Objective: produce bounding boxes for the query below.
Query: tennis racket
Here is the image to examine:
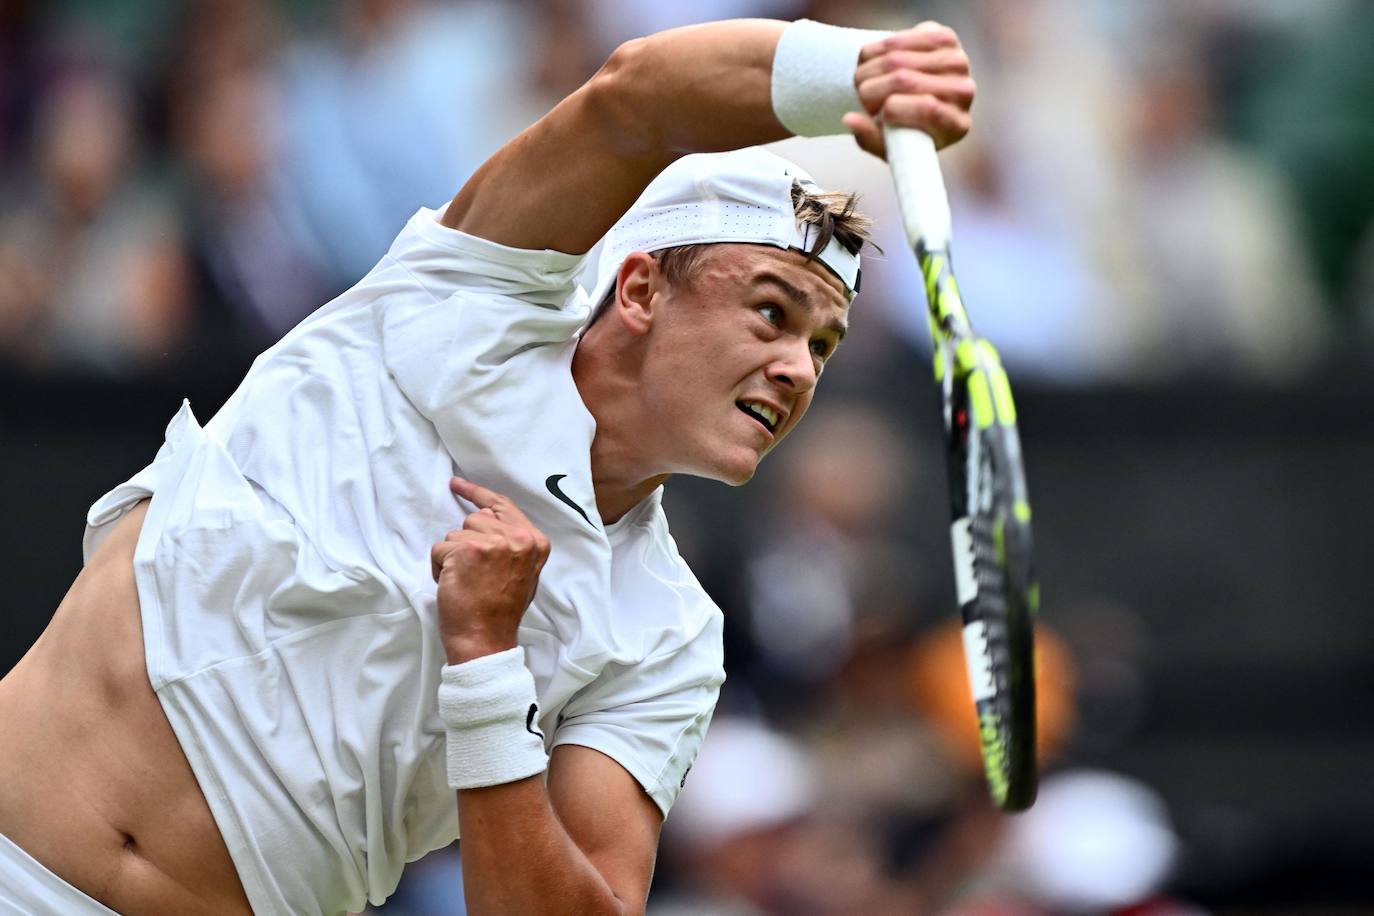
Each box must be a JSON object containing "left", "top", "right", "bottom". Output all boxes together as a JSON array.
[{"left": 885, "top": 126, "right": 1039, "bottom": 811}]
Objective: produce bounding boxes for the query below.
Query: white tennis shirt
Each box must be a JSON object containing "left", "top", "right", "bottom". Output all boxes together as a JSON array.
[{"left": 82, "top": 209, "right": 725, "bottom": 916}]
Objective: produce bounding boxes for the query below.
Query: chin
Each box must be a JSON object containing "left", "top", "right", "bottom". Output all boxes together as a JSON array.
[
  {"left": 710, "top": 451, "right": 761, "bottom": 487},
  {"left": 683, "top": 449, "right": 759, "bottom": 487},
  {"left": 721, "top": 466, "right": 757, "bottom": 487}
]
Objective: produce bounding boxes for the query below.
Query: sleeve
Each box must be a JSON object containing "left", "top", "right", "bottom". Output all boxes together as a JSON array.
[
  {"left": 551, "top": 613, "right": 725, "bottom": 818},
  {"left": 386, "top": 205, "right": 587, "bottom": 307}
]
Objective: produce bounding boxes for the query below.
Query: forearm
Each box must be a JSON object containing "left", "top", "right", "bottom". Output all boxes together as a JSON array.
[
  {"left": 457, "top": 776, "right": 629, "bottom": 916},
  {"left": 431, "top": 485, "right": 660, "bottom": 914}
]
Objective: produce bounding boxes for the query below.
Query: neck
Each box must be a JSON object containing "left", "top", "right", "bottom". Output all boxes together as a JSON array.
[
  {"left": 572, "top": 330, "right": 668, "bottom": 525},
  {"left": 592, "top": 464, "right": 669, "bottom": 526}
]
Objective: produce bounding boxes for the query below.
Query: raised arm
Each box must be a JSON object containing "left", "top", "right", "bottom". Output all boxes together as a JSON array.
[{"left": 442, "top": 18, "right": 974, "bottom": 255}]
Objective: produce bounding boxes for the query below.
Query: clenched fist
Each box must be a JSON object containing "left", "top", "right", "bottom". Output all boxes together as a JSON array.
[
  {"left": 844, "top": 21, "right": 976, "bottom": 158},
  {"left": 431, "top": 476, "right": 551, "bottom": 665}
]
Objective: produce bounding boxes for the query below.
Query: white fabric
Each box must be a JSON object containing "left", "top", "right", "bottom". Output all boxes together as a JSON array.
[
  {"left": 438, "top": 648, "right": 548, "bottom": 789},
  {"left": 588, "top": 147, "right": 861, "bottom": 307},
  {"left": 771, "top": 19, "right": 888, "bottom": 139},
  {"left": 667, "top": 717, "right": 818, "bottom": 846},
  {"left": 0, "top": 831, "right": 120, "bottom": 915},
  {"left": 82, "top": 208, "right": 724, "bottom": 916}
]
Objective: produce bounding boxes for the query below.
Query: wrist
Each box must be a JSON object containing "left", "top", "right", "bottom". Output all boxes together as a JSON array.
[
  {"left": 772, "top": 19, "right": 890, "bottom": 138},
  {"left": 438, "top": 647, "right": 549, "bottom": 790},
  {"left": 443, "top": 632, "right": 519, "bottom": 666}
]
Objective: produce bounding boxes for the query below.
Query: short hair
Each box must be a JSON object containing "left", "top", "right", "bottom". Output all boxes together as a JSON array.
[{"left": 586, "top": 180, "right": 874, "bottom": 327}]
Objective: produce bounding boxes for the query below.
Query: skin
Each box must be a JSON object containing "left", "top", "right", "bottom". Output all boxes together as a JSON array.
[
  {"left": 573, "top": 245, "right": 850, "bottom": 521},
  {"left": 0, "top": 18, "right": 972, "bottom": 916}
]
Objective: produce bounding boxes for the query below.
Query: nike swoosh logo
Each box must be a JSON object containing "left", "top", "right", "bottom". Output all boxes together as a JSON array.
[
  {"left": 545, "top": 474, "right": 594, "bottom": 528},
  {"left": 525, "top": 703, "right": 544, "bottom": 740}
]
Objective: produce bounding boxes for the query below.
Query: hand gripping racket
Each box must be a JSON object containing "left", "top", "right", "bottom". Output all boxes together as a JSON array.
[{"left": 885, "top": 127, "right": 1039, "bottom": 811}]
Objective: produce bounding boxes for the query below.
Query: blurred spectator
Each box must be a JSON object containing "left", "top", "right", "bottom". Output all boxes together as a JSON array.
[
  {"left": 1233, "top": 2, "right": 1374, "bottom": 327},
  {"left": 0, "top": 66, "right": 189, "bottom": 374},
  {"left": 162, "top": 0, "right": 331, "bottom": 356},
  {"left": 1114, "top": 34, "right": 1327, "bottom": 380},
  {"left": 653, "top": 715, "right": 819, "bottom": 915},
  {"left": 175, "top": 60, "right": 329, "bottom": 347},
  {"left": 905, "top": 619, "right": 1077, "bottom": 777},
  {"left": 960, "top": 0, "right": 1157, "bottom": 381},
  {"left": 272, "top": 0, "right": 546, "bottom": 288},
  {"left": 654, "top": 715, "right": 921, "bottom": 916},
  {"left": 0, "top": 0, "right": 44, "bottom": 170},
  {"left": 1050, "top": 599, "right": 1152, "bottom": 756},
  {"left": 370, "top": 844, "right": 466, "bottom": 916},
  {"left": 579, "top": 0, "right": 802, "bottom": 61},
  {"left": 734, "top": 403, "right": 933, "bottom": 717},
  {"left": 952, "top": 0, "right": 1330, "bottom": 382},
  {"left": 979, "top": 769, "right": 1200, "bottom": 916},
  {"left": 938, "top": 138, "right": 1111, "bottom": 383}
]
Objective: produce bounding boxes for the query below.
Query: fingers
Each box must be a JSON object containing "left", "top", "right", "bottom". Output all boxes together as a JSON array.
[
  {"left": 451, "top": 475, "right": 534, "bottom": 527},
  {"left": 430, "top": 525, "right": 551, "bottom": 583},
  {"left": 434, "top": 475, "right": 552, "bottom": 584},
  {"left": 857, "top": 70, "right": 976, "bottom": 118},
  {"left": 843, "top": 111, "right": 886, "bottom": 159},
  {"left": 852, "top": 21, "right": 973, "bottom": 153},
  {"left": 880, "top": 93, "right": 972, "bottom": 149},
  {"left": 461, "top": 509, "right": 549, "bottom": 563},
  {"left": 450, "top": 475, "right": 503, "bottom": 510},
  {"left": 847, "top": 95, "right": 971, "bottom": 153},
  {"left": 855, "top": 47, "right": 970, "bottom": 85},
  {"left": 859, "top": 21, "right": 960, "bottom": 62},
  {"left": 431, "top": 539, "right": 454, "bottom": 582},
  {"left": 462, "top": 507, "right": 501, "bottom": 533}
]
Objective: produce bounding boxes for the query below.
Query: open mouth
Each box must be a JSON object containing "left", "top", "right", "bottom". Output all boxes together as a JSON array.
[{"left": 736, "top": 400, "right": 780, "bottom": 434}]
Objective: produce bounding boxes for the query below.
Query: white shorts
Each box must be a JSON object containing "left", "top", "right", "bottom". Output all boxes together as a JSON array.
[{"left": 0, "top": 831, "right": 119, "bottom": 915}]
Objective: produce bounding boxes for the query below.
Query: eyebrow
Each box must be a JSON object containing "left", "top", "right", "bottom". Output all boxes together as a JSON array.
[{"left": 755, "top": 271, "right": 848, "bottom": 341}]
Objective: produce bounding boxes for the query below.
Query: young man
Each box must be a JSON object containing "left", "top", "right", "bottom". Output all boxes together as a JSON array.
[{"left": 0, "top": 17, "right": 974, "bottom": 916}]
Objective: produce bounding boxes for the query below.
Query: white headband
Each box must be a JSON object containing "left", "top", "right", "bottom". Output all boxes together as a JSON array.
[{"left": 589, "top": 147, "right": 862, "bottom": 308}]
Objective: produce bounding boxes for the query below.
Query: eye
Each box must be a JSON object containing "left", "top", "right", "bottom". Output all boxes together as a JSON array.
[
  {"left": 757, "top": 303, "right": 784, "bottom": 326},
  {"left": 810, "top": 338, "right": 833, "bottom": 361}
]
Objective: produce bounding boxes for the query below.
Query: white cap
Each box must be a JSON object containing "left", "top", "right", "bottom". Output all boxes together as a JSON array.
[{"left": 589, "top": 147, "right": 862, "bottom": 308}]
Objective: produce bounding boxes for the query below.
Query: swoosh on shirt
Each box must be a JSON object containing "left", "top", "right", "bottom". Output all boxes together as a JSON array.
[{"left": 545, "top": 474, "right": 594, "bottom": 528}]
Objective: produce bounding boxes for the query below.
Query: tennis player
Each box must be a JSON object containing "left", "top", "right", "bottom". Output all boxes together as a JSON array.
[{"left": 0, "top": 18, "right": 973, "bottom": 915}]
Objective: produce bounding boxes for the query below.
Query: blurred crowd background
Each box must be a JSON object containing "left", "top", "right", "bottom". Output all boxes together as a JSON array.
[{"left": 3, "top": 0, "right": 1373, "bottom": 914}]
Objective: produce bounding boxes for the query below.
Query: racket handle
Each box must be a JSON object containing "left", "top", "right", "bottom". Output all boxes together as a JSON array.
[{"left": 883, "top": 126, "right": 953, "bottom": 251}]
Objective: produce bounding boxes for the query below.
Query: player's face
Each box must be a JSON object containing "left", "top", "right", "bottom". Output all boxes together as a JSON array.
[{"left": 645, "top": 244, "right": 850, "bottom": 485}]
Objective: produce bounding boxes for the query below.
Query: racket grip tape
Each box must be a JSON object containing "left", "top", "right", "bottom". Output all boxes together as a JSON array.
[{"left": 883, "top": 126, "right": 953, "bottom": 250}]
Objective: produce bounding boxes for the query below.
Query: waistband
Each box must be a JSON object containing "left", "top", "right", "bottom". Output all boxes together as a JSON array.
[{"left": 0, "top": 831, "right": 120, "bottom": 915}]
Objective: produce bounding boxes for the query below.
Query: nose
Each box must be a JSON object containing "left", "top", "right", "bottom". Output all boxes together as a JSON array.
[{"left": 764, "top": 339, "right": 819, "bottom": 394}]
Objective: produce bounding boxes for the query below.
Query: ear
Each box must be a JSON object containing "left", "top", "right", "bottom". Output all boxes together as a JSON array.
[{"left": 613, "top": 251, "right": 659, "bottom": 336}]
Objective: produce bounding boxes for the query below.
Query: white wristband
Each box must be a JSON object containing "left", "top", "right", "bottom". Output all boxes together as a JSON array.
[
  {"left": 771, "top": 19, "right": 891, "bottom": 138},
  {"left": 438, "top": 647, "right": 548, "bottom": 790}
]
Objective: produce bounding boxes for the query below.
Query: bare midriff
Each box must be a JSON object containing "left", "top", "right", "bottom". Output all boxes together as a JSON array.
[{"left": 0, "top": 500, "right": 253, "bottom": 914}]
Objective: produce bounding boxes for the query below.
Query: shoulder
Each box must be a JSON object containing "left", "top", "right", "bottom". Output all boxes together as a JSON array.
[{"left": 386, "top": 205, "right": 590, "bottom": 308}]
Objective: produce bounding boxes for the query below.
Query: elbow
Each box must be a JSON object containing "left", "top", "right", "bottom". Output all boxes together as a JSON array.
[
  {"left": 607, "top": 898, "right": 643, "bottom": 916},
  {"left": 601, "top": 34, "right": 651, "bottom": 80},
  {"left": 581, "top": 37, "right": 664, "bottom": 159},
  {"left": 554, "top": 890, "right": 640, "bottom": 916}
]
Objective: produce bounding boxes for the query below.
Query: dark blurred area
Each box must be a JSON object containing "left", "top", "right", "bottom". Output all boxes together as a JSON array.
[{"left": 3, "top": 1, "right": 1373, "bottom": 914}]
